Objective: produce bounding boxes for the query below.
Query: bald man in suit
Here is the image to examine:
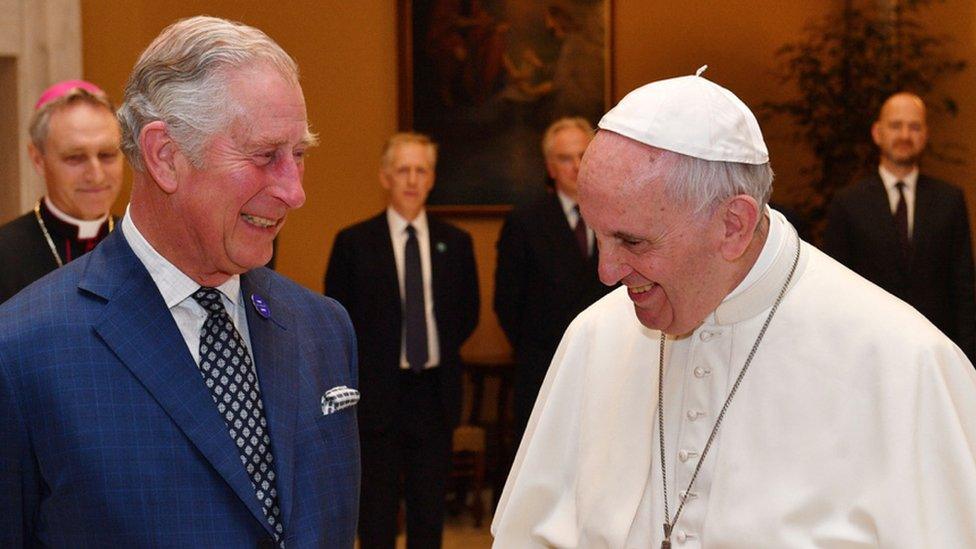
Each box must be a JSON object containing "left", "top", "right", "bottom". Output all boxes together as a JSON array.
[{"left": 824, "top": 92, "right": 975, "bottom": 362}]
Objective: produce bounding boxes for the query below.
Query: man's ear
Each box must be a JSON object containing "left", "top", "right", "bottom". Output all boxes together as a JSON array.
[
  {"left": 27, "top": 142, "right": 44, "bottom": 177},
  {"left": 719, "top": 195, "right": 761, "bottom": 261},
  {"left": 139, "top": 121, "right": 182, "bottom": 194},
  {"left": 871, "top": 121, "right": 882, "bottom": 147},
  {"left": 378, "top": 169, "right": 391, "bottom": 191}
]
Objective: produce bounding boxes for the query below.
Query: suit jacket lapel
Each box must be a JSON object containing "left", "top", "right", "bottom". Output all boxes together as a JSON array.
[
  {"left": 912, "top": 176, "right": 937, "bottom": 255},
  {"left": 543, "top": 194, "right": 589, "bottom": 272},
  {"left": 864, "top": 175, "right": 909, "bottom": 273},
  {"left": 241, "top": 269, "right": 299, "bottom": 536},
  {"left": 84, "top": 231, "right": 275, "bottom": 537},
  {"left": 372, "top": 213, "right": 402, "bottom": 319},
  {"left": 428, "top": 219, "right": 450, "bottom": 332}
]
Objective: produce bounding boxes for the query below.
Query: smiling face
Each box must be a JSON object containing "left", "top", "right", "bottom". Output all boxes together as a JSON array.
[
  {"left": 381, "top": 141, "right": 435, "bottom": 221},
  {"left": 29, "top": 102, "right": 123, "bottom": 220},
  {"left": 578, "top": 132, "right": 736, "bottom": 336},
  {"left": 872, "top": 93, "right": 928, "bottom": 172},
  {"left": 170, "top": 64, "right": 311, "bottom": 282}
]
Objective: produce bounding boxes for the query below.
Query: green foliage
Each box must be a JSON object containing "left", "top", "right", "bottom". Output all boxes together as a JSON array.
[{"left": 761, "top": 0, "right": 965, "bottom": 230}]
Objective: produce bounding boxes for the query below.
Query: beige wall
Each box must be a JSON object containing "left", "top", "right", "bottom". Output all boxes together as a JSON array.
[{"left": 80, "top": 0, "right": 975, "bottom": 360}]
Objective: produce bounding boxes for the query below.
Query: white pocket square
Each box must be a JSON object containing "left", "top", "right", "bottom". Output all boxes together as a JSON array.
[{"left": 321, "top": 385, "right": 360, "bottom": 415}]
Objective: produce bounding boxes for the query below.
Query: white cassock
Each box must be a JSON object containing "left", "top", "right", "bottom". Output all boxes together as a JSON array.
[{"left": 492, "top": 209, "right": 976, "bottom": 548}]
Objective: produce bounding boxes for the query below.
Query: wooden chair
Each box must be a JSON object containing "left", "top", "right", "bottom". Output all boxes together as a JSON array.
[{"left": 449, "top": 360, "right": 514, "bottom": 527}]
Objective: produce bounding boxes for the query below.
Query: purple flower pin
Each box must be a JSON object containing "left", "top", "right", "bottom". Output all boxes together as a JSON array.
[{"left": 251, "top": 293, "right": 271, "bottom": 319}]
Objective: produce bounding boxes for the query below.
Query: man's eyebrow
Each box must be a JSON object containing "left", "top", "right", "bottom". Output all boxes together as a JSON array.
[{"left": 611, "top": 230, "right": 643, "bottom": 241}]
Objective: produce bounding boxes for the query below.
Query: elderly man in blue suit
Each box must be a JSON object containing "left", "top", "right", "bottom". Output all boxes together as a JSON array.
[{"left": 0, "top": 16, "right": 359, "bottom": 547}]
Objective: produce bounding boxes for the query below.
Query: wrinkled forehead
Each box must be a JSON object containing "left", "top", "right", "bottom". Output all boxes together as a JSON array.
[{"left": 580, "top": 131, "right": 664, "bottom": 194}]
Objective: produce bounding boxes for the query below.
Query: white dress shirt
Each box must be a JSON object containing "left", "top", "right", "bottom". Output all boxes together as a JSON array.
[
  {"left": 879, "top": 165, "right": 918, "bottom": 237},
  {"left": 556, "top": 189, "right": 593, "bottom": 256},
  {"left": 121, "top": 208, "right": 253, "bottom": 364},
  {"left": 386, "top": 207, "right": 441, "bottom": 370}
]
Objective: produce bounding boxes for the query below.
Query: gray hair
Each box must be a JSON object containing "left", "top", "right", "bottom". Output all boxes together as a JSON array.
[
  {"left": 542, "top": 116, "right": 594, "bottom": 157},
  {"left": 30, "top": 88, "right": 115, "bottom": 152},
  {"left": 118, "top": 16, "right": 303, "bottom": 172},
  {"left": 381, "top": 132, "right": 438, "bottom": 171},
  {"left": 645, "top": 148, "right": 774, "bottom": 216}
]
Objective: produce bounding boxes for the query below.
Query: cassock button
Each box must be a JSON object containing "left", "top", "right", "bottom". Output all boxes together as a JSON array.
[
  {"left": 699, "top": 329, "right": 723, "bottom": 341},
  {"left": 694, "top": 367, "right": 710, "bottom": 378},
  {"left": 676, "top": 530, "right": 687, "bottom": 543},
  {"left": 686, "top": 409, "right": 703, "bottom": 421}
]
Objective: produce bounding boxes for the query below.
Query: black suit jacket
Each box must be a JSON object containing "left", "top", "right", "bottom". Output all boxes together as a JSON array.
[
  {"left": 325, "top": 211, "right": 479, "bottom": 432},
  {"left": 494, "top": 193, "right": 614, "bottom": 406},
  {"left": 824, "top": 173, "right": 976, "bottom": 362}
]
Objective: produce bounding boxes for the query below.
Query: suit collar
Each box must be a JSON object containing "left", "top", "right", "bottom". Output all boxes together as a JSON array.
[
  {"left": 386, "top": 206, "right": 429, "bottom": 236},
  {"left": 878, "top": 164, "right": 919, "bottom": 192},
  {"left": 82, "top": 232, "right": 282, "bottom": 538},
  {"left": 864, "top": 175, "right": 913, "bottom": 272},
  {"left": 369, "top": 211, "right": 401, "bottom": 304},
  {"left": 541, "top": 193, "right": 595, "bottom": 268}
]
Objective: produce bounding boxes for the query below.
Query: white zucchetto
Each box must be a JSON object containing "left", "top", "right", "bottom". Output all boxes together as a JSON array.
[{"left": 598, "top": 65, "right": 769, "bottom": 165}]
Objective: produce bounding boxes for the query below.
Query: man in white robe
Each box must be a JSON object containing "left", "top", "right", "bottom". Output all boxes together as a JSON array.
[{"left": 491, "top": 69, "right": 976, "bottom": 548}]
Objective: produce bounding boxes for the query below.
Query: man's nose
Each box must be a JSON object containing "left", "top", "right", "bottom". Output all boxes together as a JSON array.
[
  {"left": 85, "top": 156, "right": 104, "bottom": 182},
  {"left": 275, "top": 155, "right": 306, "bottom": 209},
  {"left": 407, "top": 169, "right": 420, "bottom": 186},
  {"left": 597, "top": 242, "right": 628, "bottom": 286}
]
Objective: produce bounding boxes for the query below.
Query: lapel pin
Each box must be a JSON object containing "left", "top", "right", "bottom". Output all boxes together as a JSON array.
[
  {"left": 436, "top": 241, "right": 447, "bottom": 253},
  {"left": 251, "top": 293, "right": 271, "bottom": 319}
]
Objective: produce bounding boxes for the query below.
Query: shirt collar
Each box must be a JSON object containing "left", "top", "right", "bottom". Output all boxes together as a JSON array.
[
  {"left": 878, "top": 165, "right": 919, "bottom": 192},
  {"left": 120, "top": 205, "right": 241, "bottom": 309},
  {"left": 555, "top": 189, "right": 577, "bottom": 217},
  {"left": 387, "top": 206, "right": 429, "bottom": 236}
]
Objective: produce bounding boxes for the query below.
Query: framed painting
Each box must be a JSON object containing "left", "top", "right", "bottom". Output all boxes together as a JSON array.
[{"left": 398, "top": 0, "right": 614, "bottom": 214}]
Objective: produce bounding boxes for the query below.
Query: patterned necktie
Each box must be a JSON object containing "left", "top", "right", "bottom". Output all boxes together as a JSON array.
[
  {"left": 404, "top": 225, "right": 429, "bottom": 372},
  {"left": 192, "top": 287, "right": 283, "bottom": 544},
  {"left": 894, "top": 181, "right": 911, "bottom": 262},
  {"left": 573, "top": 205, "right": 589, "bottom": 258}
]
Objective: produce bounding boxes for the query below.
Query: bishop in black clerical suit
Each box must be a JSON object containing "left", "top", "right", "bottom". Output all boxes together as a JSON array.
[{"left": 0, "top": 80, "right": 122, "bottom": 304}]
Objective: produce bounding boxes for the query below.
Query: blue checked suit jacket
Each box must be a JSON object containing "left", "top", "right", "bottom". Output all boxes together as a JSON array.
[{"left": 0, "top": 230, "right": 360, "bottom": 547}]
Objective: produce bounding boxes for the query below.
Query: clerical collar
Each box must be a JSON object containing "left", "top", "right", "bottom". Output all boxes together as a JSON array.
[
  {"left": 708, "top": 207, "right": 807, "bottom": 326},
  {"left": 44, "top": 196, "right": 110, "bottom": 239}
]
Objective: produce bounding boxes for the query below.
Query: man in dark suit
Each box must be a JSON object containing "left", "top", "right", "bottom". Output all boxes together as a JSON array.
[
  {"left": 325, "top": 133, "right": 479, "bottom": 548},
  {"left": 494, "top": 117, "right": 614, "bottom": 444},
  {"left": 0, "top": 80, "right": 123, "bottom": 304},
  {"left": 824, "top": 92, "right": 976, "bottom": 362},
  {"left": 0, "top": 16, "right": 359, "bottom": 546}
]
